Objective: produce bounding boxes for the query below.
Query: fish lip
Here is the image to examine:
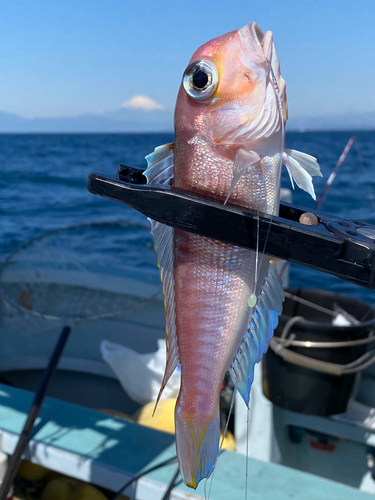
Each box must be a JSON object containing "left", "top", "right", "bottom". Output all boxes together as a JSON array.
[
  {"left": 238, "top": 22, "right": 266, "bottom": 61},
  {"left": 249, "top": 22, "right": 265, "bottom": 44}
]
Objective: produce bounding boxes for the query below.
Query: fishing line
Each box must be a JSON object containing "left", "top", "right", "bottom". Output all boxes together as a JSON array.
[
  {"left": 205, "top": 386, "right": 237, "bottom": 500},
  {"left": 240, "top": 56, "right": 285, "bottom": 500},
  {"left": 245, "top": 405, "right": 250, "bottom": 500},
  {"left": 284, "top": 291, "right": 373, "bottom": 325},
  {"left": 284, "top": 291, "right": 356, "bottom": 321},
  {"left": 204, "top": 58, "right": 284, "bottom": 500},
  {"left": 204, "top": 476, "right": 209, "bottom": 500},
  {"left": 252, "top": 211, "right": 260, "bottom": 298},
  {"left": 253, "top": 58, "right": 286, "bottom": 290}
]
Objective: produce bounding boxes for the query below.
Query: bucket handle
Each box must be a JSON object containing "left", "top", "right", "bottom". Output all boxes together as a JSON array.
[{"left": 270, "top": 316, "right": 375, "bottom": 376}]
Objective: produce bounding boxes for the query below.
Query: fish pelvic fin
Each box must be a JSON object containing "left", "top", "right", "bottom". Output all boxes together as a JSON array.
[
  {"left": 283, "top": 148, "right": 322, "bottom": 200},
  {"left": 230, "top": 263, "right": 284, "bottom": 406},
  {"left": 175, "top": 402, "right": 220, "bottom": 489},
  {"left": 224, "top": 148, "right": 260, "bottom": 204},
  {"left": 145, "top": 143, "right": 180, "bottom": 414},
  {"left": 153, "top": 381, "right": 166, "bottom": 416}
]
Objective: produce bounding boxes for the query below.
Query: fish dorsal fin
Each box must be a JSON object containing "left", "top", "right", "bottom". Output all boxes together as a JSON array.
[
  {"left": 144, "top": 144, "right": 179, "bottom": 409},
  {"left": 229, "top": 264, "right": 284, "bottom": 406},
  {"left": 282, "top": 149, "right": 322, "bottom": 200}
]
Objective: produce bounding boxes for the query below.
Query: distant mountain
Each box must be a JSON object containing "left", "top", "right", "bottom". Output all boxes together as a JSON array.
[
  {"left": 0, "top": 109, "right": 374, "bottom": 133},
  {"left": 0, "top": 109, "right": 173, "bottom": 133},
  {"left": 0, "top": 111, "right": 27, "bottom": 129},
  {"left": 287, "top": 111, "right": 375, "bottom": 131}
]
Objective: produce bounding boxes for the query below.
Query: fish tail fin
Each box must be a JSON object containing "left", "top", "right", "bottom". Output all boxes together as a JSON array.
[{"left": 175, "top": 402, "right": 220, "bottom": 489}]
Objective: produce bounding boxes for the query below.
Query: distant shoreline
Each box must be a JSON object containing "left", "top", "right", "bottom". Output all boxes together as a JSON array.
[
  {"left": 0, "top": 129, "right": 374, "bottom": 134},
  {"left": 0, "top": 109, "right": 374, "bottom": 135}
]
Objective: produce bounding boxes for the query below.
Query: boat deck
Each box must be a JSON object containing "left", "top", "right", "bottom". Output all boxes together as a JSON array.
[{"left": 0, "top": 383, "right": 372, "bottom": 500}]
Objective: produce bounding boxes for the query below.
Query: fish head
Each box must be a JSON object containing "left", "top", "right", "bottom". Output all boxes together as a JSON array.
[{"left": 175, "top": 23, "right": 288, "bottom": 149}]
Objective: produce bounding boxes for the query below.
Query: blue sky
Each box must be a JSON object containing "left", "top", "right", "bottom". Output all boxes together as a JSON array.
[{"left": 1, "top": 0, "right": 375, "bottom": 120}]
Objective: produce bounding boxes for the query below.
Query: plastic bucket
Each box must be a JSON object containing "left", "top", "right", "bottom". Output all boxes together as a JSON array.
[{"left": 262, "top": 288, "right": 375, "bottom": 416}]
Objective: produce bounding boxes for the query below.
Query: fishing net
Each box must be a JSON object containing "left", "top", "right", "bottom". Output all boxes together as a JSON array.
[{"left": 0, "top": 220, "right": 163, "bottom": 372}]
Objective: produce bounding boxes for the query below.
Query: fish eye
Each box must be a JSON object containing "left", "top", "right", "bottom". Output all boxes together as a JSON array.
[{"left": 183, "top": 60, "right": 218, "bottom": 101}]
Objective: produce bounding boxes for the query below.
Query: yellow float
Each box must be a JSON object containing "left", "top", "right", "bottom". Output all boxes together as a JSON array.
[{"left": 135, "top": 398, "right": 236, "bottom": 451}]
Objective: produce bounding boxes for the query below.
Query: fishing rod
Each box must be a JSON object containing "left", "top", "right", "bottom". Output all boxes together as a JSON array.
[
  {"left": 0, "top": 326, "right": 72, "bottom": 500},
  {"left": 87, "top": 164, "right": 375, "bottom": 290},
  {"left": 277, "top": 135, "right": 357, "bottom": 280},
  {"left": 315, "top": 136, "right": 355, "bottom": 209}
]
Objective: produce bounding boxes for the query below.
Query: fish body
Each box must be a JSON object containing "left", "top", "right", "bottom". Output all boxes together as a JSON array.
[{"left": 144, "top": 23, "right": 321, "bottom": 488}]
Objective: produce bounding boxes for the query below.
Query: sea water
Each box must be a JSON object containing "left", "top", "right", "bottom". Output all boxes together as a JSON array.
[{"left": 1, "top": 131, "right": 375, "bottom": 305}]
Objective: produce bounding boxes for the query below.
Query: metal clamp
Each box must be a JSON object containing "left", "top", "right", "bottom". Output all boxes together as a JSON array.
[{"left": 87, "top": 164, "right": 375, "bottom": 290}]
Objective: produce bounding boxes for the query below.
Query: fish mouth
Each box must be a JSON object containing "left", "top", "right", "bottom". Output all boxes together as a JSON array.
[
  {"left": 250, "top": 22, "right": 265, "bottom": 44},
  {"left": 238, "top": 22, "right": 266, "bottom": 60},
  {"left": 211, "top": 23, "right": 272, "bottom": 145}
]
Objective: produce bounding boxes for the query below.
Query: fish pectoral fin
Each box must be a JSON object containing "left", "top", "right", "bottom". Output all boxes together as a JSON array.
[
  {"left": 230, "top": 264, "right": 284, "bottom": 407},
  {"left": 144, "top": 143, "right": 174, "bottom": 185},
  {"left": 224, "top": 148, "right": 260, "bottom": 204},
  {"left": 282, "top": 149, "right": 322, "bottom": 200}
]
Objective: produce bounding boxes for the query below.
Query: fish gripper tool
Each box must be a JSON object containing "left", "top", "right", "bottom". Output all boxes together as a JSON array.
[{"left": 87, "top": 164, "right": 375, "bottom": 290}]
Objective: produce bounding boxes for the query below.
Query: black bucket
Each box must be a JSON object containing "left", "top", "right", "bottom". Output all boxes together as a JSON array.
[{"left": 262, "top": 289, "right": 375, "bottom": 416}]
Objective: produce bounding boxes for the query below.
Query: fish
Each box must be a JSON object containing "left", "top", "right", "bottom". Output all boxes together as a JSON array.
[{"left": 144, "top": 23, "right": 322, "bottom": 488}]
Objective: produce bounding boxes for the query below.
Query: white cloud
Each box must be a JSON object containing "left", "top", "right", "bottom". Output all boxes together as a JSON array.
[{"left": 121, "top": 95, "right": 164, "bottom": 111}]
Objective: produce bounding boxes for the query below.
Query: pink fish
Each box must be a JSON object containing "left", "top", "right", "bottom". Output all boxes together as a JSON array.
[{"left": 144, "top": 23, "right": 321, "bottom": 488}]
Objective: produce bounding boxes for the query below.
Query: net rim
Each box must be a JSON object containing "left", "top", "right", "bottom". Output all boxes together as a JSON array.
[{"left": 0, "top": 219, "right": 154, "bottom": 324}]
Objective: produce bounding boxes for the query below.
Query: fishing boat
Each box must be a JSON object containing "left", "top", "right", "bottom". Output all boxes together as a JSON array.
[
  {"left": 1, "top": 128, "right": 375, "bottom": 498},
  {"left": 1, "top": 194, "right": 375, "bottom": 500}
]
